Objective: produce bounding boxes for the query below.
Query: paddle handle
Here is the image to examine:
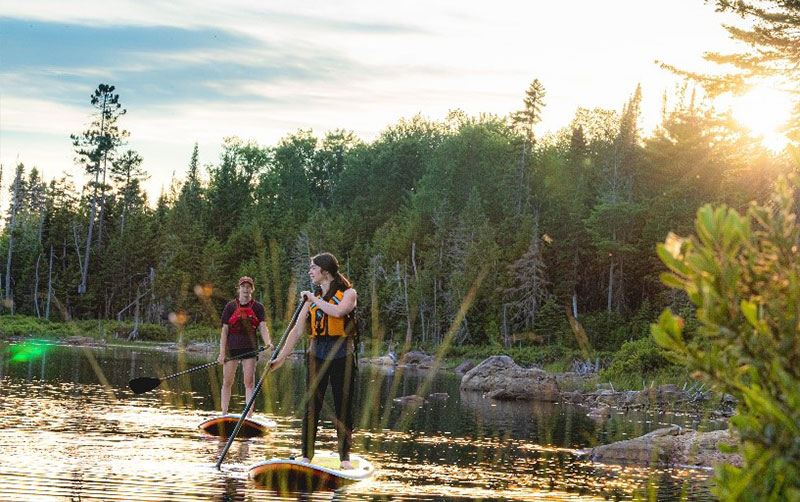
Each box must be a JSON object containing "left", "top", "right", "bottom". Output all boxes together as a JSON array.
[{"left": 215, "top": 298, "right": 306, "bottom": 470}]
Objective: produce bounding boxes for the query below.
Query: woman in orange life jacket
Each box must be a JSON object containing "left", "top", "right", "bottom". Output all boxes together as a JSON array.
[
  {"left": 270, "top": 252, "right": 358, "bottom": 470},
  {"left": 217, "top": 276, "right": 273, "bottom": 418}
]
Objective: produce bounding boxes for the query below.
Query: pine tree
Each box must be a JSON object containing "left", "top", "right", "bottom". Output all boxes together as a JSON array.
[
  {"left": 110, "top": 150, "right": 146, "bottom": 235},
  {"left": 512, "top": 79, "right": 547, "bottom": 145},
  {"left": 663, "top": 1, "right": 800, "bottom": 139},
  {"left": 70, "top": 84, "right": 128, "bottom": 294}
]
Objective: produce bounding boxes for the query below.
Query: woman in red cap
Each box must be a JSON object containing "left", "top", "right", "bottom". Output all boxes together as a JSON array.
[
  {"left": 217, "top": 276, "right": 273, "bottom": 417},
  {"left": 270, "top": 252, "right": 358, "bottom": 469}
]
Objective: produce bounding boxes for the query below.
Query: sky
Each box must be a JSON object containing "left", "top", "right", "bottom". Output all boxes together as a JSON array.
[{"left": 0, "top": 1, "right": 749, "bottom": 204}]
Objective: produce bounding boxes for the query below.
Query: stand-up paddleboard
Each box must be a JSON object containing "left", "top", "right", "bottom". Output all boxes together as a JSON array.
[
  {"left": 198, "top": 414, "right": 276, "bottom": 438},
  {"left": 249, "top": 451, "right": 374, "bottom": 491}
]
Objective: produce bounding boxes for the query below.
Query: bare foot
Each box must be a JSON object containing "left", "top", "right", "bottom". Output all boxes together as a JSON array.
[
  {"left": 340, "top": 460, "right": 354, "bottom": 470},
  {"left": 301, "top": 457, "right": 310, "bottom": 463}
]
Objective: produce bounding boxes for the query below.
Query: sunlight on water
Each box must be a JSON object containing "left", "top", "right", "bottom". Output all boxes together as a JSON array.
[{"left": 0, "top": 342, "right": 716, "bottom": 501}]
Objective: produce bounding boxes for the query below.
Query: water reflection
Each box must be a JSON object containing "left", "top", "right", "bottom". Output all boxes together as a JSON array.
[{"left": 0, "top": 341, "right": 717, "bottom": 501}]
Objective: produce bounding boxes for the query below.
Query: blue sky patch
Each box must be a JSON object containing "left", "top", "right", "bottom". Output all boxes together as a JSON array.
[{"left": 0, "top": 18, "right": 363, "bottom": 105}]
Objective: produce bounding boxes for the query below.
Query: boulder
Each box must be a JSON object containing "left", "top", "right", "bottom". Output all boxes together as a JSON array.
[
  {"left": 428, "top": 392, "right": 449, "bottom": 400},
  {"left": 460, "top": 355, "right": 560, "bottom": 401},
  {"left": 591, "top": 390, "right": 638, "bottom": 407},
  {"left": 360, "top": 355, "right": 396, "bottom": 366},
  {"left": 184, "top": 342, "right": 214, "bottom": 353},
  {"left": 585, "top": 426, "right": 741, "bottom": 468},
  {"left": 65, "top": 336, "right": 103, "bottom": 346},
  {"left": 562, "top": 390, "right": 587, "bottom": 405},
  {"left": 400, "top": 350, "right": 435, "bottom": 368},
  {"left": 454, "top": 360, "right": 476, "bottom": 376}
]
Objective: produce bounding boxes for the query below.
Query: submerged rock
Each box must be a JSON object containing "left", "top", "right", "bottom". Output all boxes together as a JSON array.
[
  {"left": 587, "top": 405, "right": 611, "bottom": 421},
  {"left": 460, "top": 355, "right": 560, "bottom": 401},
  {"left": 393, "top": 394, "right": 426, "bottom": 406}
]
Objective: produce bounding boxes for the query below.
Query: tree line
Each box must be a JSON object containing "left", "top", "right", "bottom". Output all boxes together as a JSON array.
[{"left": 0, "top": 80, "right": 790, "bottom": 352}]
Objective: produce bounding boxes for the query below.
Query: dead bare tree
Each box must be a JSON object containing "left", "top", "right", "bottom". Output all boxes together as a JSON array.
[
  {"left": 4, "top": 164, "right": 22, "bottom": 312},
  {"left": 504, "top": 211, "right": 549, "bottom": 345}
]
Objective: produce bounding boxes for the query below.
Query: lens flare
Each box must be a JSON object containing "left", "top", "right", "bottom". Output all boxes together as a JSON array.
[
  {"left": 726, "top": 85, "right": 793, "bottom": 152},
  {"left": 6, "top": 342, "right": 49, "bottom": 363}
]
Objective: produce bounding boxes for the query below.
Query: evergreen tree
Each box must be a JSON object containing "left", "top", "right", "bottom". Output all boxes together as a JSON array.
[
  {"left": 110, "top": 149, "right": 146, "bottom": 235},
  {"left": 70, "top": 84, "right": 128, "bottom": 294},
  {"left": 512, "top": 78, "right": 547, "bottom": 146}
]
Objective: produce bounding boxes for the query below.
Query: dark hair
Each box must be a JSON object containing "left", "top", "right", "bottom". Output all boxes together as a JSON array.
[{"left": 312, "top": 252, "right": 352, "bottom": 294}]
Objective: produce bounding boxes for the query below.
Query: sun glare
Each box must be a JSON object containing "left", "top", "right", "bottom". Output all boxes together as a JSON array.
[{"left": 728, "top": 86, "right": 793, "bottom": 152}]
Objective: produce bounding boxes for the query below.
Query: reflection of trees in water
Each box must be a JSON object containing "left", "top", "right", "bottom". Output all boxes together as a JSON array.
[
  {"left": 214, "top": 475, "right": 247, "bottom": 502},
  {"left": 69, "top": 468, "right": 85, "bottom": 502},
  {"left": 458, "top": 390, "right": 596, "bottom": 448},
  {"left": 213, "top": 435, "right": 253, "bottom": 465}
]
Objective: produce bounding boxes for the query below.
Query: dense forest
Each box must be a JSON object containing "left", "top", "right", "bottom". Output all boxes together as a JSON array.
[{"left": 0, "top": 80, "right": 790, "bottom": 357}]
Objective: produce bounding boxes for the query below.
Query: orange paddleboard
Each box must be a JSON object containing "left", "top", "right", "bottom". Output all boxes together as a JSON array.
[
  {"left": 198, "top": 414, "right": 276, "bottom": 438},
  {"left": 250, "top": 451, "right": 374, "bottom": 491}
]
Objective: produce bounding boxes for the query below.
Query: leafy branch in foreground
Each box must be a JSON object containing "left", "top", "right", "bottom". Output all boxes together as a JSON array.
[{"left": 652, "top": 175, "right": 800, "bottom": 500}]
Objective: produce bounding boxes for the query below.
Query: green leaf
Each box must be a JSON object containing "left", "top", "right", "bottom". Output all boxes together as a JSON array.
[
  {"left": 659, "top": 272, "right": 685, "bottom": 290},
  {"left": 741, "top": 300, "right": 759, "bottom": 328}
]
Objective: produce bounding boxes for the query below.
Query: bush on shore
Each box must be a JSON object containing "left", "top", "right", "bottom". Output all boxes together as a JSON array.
[{"left": 0, "top": 315, "right": 213, "bottom": 344}]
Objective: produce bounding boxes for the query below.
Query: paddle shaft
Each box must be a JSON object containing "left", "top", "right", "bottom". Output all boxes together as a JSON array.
[
  {"left": 162, "top": 347, "right": 266, "bottom": 381},
  {"left": 128, "top": 345, "right": 272, "bottom": 394},
  {"left": 215, "top": 299, "right": 306, "bottom": 470}
]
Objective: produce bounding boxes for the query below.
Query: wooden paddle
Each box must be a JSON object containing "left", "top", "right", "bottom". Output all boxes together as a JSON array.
[
  {"left": 128, "top": 347, "right": 267, "bottom": 394},
  {"left": 216, "top": 298, "right": 306, "bottom": 470}
]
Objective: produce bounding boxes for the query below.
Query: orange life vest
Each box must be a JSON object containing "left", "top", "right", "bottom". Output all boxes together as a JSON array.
[{"left": 309, "top": 288, "right": 356, "bottom": 337}]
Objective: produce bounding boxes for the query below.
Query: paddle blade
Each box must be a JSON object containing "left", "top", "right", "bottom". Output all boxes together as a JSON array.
[{"left": 129, "top": 377, "right": 162, "bottom": 394}]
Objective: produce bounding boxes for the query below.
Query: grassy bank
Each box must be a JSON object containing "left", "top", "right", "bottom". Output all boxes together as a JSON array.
[{"left": 0, "top": 314, "right": 218, "bottom": 345}]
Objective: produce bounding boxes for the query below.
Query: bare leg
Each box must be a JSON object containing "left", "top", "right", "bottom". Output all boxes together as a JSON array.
[
  {"left": 241, "top": 357, "right": 257, "bottom": 417},
  {"left": 221, "top": 359, "right": 238, "bottom": 415}
]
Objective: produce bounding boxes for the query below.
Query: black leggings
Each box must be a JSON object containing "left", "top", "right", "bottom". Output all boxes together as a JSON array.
[{"left": 302, "top": 352, "right": 356, "bottom": 461}]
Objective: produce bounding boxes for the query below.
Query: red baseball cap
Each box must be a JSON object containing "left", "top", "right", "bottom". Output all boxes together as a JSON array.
[{"left": 238, "top": 276, "right": 254, "bottom": 286}]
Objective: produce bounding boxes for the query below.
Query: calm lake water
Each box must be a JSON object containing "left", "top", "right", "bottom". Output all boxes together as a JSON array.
[{"left": 0, "top": 340, "right": 723, "bottom": 501}]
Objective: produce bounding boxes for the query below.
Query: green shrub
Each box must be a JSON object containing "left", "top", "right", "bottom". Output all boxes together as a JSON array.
[
  {"left": 0, "top": 315, "right": 56, "bottom": 337},
  {"left": 182, "top": 325, "right": 218, "bottom": 344},
  {"left": 652, "top": 176, "right": 800, "bottom": 500},
  {"left": 135, "top": 323, "right": 171, "bottom": 342},
  {"left": 600, "top": 336, "right": 675, "bottom": 382}
]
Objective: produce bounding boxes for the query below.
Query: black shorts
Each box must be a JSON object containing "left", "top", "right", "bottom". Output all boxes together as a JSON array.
[{"left": 228, "top": 347, "right": 258, "bottom": 360}]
